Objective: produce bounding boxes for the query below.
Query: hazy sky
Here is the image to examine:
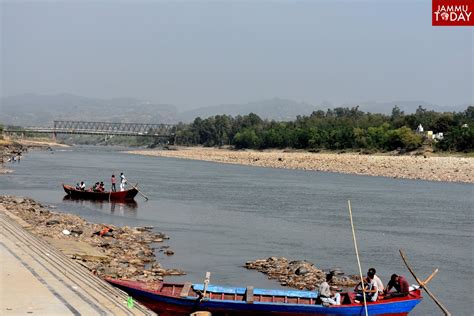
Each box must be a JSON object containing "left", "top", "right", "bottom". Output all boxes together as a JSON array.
[{"left": 1, "top": 0, "right": 472, "bottom": 109}]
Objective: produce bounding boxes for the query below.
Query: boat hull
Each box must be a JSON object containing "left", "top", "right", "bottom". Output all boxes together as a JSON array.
[
  {"left": 63, "top": 184, "right": 138, "bottom": 201},
  {"left": 107, "top": 279, "right": 422, "bottom": 316}
]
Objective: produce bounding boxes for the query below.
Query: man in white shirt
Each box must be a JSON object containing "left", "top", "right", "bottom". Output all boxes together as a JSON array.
[
  {"left": 318, "top": 273, "right": 341, "bottom": 305},
  {"left": 120, "top": 172, "right": 127, "bottom": 191},
  {"left": 354, "top": 271, "right": 378, "bottom": 302},
  {"left": 368, "top": 268, "right": 384, "bottom": 295}
]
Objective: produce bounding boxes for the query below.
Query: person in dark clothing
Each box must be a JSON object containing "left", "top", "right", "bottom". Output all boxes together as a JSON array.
[
  {"left": 92, "top": 182, "right": 100, "bottom": 192},
  {"left": 384, "top": 274, "right": 410, "bottom": 298}
]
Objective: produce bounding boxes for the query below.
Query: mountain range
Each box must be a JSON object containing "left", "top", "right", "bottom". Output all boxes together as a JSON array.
[{"left": 0, "top": 93, "right": 469, "bottom": 126}]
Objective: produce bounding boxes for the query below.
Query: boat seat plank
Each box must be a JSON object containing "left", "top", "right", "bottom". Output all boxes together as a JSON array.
[
  {"left": 245, "top": 286, "right": 254, "bottom": 304},
  {"left": 192, "top": 284, "right": 318, "bottom": 299},
  {"left": 180, "top": 282, "right": 192, "bottom": 297}
]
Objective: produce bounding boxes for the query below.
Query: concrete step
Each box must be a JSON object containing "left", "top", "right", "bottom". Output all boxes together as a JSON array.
[{"left": 0, "top": 206, "right": 156, "bottom": 316}]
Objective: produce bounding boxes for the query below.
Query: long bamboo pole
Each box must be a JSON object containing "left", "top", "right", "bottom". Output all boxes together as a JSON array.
[
  {"left": 348, "top": 200, "right": 368, "bottom": 316},
  {"left": 399, "top": 249, "right": 451, "bottom": 316},
  {"left": 126, "top": 180, "right": 149, "bottom": 200}
]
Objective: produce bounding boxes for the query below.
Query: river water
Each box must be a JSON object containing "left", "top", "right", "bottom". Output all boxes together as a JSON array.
[{"left": 1, "top": 146, "right": 472, "bottom": 315}]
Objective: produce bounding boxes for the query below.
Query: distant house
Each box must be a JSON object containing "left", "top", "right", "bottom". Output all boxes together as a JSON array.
[
  {"left": 433, "top": 132, "right": 444, "bottom": 140},
  {"left": 416, "top": 124, "right": 424, "bottom": 133},
  {"left": 462, "top": 123, "right": 469, "bottom": 128}
]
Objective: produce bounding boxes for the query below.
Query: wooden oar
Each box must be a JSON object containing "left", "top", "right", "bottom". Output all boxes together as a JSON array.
[
  {"left": 128, "top": 182, "right": 149, "bottom": 200},
  {"left": 347, "top": 200, "right": 368, "bottom": 316},
  {"left": 399, "top": 249, "right": 451, "bottom": 316},
  {"left": 422, "top": 269, "right": 438, "bottom": 286}
]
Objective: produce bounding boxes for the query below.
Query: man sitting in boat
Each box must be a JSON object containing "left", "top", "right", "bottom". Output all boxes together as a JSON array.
[
  {"left": 354, "top": 271, "right": 378, "bottom": 303},
  {"left": 384, "top": 274, "right": 409, "bottom": 298},
  {"left": 98, "top": 181, "right": 105, "bottom": 192},
  {"left": 368, "top": 267, "right": 384, "bottom": 296},
  {"left": 318, "top": 273, "right": 341, "bottom": 305},
  {"left": 92, "top": 182, "right": 100, "bottom": 192},
  {"left": 79, "top": 181, "right": 86, "bottom": 191}
]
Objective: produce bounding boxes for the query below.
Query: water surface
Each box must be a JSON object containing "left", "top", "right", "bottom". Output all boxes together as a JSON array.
[{"left": 1, "top": 146, "right": 472, "bottom": 315}]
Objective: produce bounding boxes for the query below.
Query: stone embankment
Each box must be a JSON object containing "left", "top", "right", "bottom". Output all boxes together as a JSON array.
[
  {"left": 128, "top": 147, "right": 474, "bottom": 183},
  {"left": 0, "top": 196, "right": 185, "bottom": 282},
  {"left": 245, "top": 257, "right": 359, "bottom": 290}
]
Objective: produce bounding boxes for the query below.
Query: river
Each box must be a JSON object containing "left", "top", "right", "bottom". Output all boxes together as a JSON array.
[{"left": 1, "top": 146, "right": 472, "bottom": 315}]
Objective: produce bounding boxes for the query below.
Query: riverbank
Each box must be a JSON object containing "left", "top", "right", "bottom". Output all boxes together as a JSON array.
[
  {"left": 127, "top": 147, "right": 474, "bottom": 183},
  {"left": 0, "top": 203, "right": 155, "bottom": 315},
  {"left": 0, "top": 137, "right": 68, "bottom": 174},
  {"left": 0, "top": 196, "right": 185, "bottom": 282}
]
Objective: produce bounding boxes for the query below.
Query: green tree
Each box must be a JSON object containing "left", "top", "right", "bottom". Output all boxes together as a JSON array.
[
  {"left": 233, "top": 129, "right": 260, "bottom": 149},
  {"left": 388, "top": 127, "right": 423, "bottom": 151}
]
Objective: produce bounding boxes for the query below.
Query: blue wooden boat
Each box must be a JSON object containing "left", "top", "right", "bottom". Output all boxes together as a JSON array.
[{"left": 106, "top": 278, "right": 422, "bottom": 315}]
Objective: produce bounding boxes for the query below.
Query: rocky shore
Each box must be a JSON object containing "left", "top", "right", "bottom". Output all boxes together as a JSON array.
[
  {"left": 245, "top": 257, "right": 359, "bottom": 290},
  {"left": 0, "top": 137, "right": 68, "bottom": 174},
  {"left": 128, "top": 147, "right": 474, "bottom": 183},
  {"left": 0, "top": 196, "right": 185, "bottom": 282},
  {"left": 0, "top": 140, "right": 25, "bottom": 174}
]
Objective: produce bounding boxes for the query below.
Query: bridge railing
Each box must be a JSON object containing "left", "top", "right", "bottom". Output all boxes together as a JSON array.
[{"left": 4, "top": 121, "right": 176, "bottom": 137}]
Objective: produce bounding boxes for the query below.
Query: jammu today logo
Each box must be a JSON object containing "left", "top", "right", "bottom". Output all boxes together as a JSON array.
[{"left": 434, "top": 4, "right": 472, "bottom": 22}]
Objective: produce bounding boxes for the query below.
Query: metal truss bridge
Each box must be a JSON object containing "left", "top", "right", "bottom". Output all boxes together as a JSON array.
[{"left": 5, "top": 120, "right": 175, "bottom": 138}]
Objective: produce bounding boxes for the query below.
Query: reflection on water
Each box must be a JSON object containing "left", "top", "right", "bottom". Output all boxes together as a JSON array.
[{"left": 62, "top": 196, "right": 138, "bottom": 216}]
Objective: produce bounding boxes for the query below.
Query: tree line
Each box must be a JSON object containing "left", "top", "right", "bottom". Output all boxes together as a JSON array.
[{"left": 173, "top": 106, "right": 474, "bottom": 152}]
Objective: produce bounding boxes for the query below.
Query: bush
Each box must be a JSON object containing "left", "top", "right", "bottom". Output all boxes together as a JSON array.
[
  {"left": 233, "top": 129, "right": 260, "bottom": 149},
  {"left": 388, "top": 127, "right": 423, "bottom": 151}
]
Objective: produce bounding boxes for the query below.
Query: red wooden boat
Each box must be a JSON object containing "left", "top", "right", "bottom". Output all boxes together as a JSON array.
[
  {"left": 62, "top": 184, "right": 138, "bottom": 201},
  {"left": 106, "top": 278, "right": 422, "bottom": 316}
]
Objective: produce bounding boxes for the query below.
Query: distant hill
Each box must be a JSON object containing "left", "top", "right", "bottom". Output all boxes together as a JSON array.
[
  {"left": 179, "top": 99, "right": 468, "bottom": 122},
  {"left": 352, "top": 100, "right": 467, "bottom": 115},
  {"left": 0, "top": 93, "right": 179, "bottom": 126},
  {"left": 0, "top": 93, "right": 468, "bottom": 126},
  {"left": 178, "top": 98, "right": 317, "bottom": 122}
]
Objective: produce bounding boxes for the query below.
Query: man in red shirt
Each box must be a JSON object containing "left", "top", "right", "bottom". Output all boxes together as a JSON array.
[
  {"left": 385, "top": 274, "right": 410, "bottom": 298},
  {"left": 111, "top": 174, "right": 116, "bottom": 192}
]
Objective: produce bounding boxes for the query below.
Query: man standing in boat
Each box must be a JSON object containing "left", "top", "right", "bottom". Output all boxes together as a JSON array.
[
  {"left": 111, "top": 174, "right": 117, "bottom": 192},
  {"left": 318, "top": 273, "right": 341, "bottom": 305},
  {"left": 120, "top": 172, "right": 127, "bottom": 191}
]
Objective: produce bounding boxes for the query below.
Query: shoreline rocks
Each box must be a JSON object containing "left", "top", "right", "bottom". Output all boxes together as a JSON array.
[
  {"left": 0, "top": 195, "right": 185, "bottom": 282},
  {"left": 245, "top": 257, "right": 359, "bottom": 290},
  {"left": 0, "top": 141, "right": 25, "bottom": 174},
  {"left": 1, "top": 137, "right": 68, "bottom": 174}
]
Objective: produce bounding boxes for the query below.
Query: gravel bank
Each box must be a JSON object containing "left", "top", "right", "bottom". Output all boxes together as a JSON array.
[
  {"left": 0, "top": 196, "right": 185, "bottom": 282},
  {"left": 245, "top": 257, "right": 359, "bottom": 290},
  {"left": 127, "top": 147, "right": 474, "bottom": 183}
]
